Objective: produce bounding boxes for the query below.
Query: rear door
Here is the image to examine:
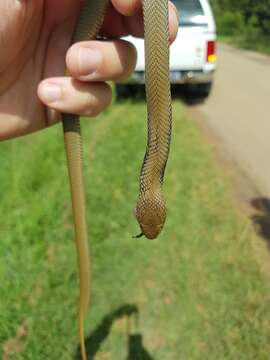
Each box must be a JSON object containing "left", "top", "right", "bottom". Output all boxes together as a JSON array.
[{"left": 170, "top": 0, "right": 209, "bottom": 70}]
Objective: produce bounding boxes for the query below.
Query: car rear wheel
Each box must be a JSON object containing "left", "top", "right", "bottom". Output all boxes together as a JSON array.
[
  {"left": 185, "top": 82, "right": 213, "bottom": 99},
  {"left": 115, "top": 84, "right": 136, "bottom": 99}
]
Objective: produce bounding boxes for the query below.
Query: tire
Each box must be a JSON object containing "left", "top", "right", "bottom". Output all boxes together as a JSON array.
[
  {"left": 115, "top": 84, "right": 136, "bottom": 100},
  {"left": 185, "top": 82, "right": 213, "bottom": 99},
  {"left": 196, "top": 82, "right": 213, "bottom": 97}
]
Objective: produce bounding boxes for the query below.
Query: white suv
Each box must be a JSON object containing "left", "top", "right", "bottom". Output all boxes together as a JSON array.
[{"left": 117, "top": 0, "right": 217, "bottom": 98}]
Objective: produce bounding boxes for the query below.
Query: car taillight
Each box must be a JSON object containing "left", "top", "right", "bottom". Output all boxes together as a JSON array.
[{"left": 207, "top": 41, "right": 216, "bottom": 63}]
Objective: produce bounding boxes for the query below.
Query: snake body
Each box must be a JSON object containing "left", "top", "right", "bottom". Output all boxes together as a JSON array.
[
  {"left": 62, "top": 1, "right": 171, "bottom": 359},
  {"left": 135, "top": 0, "right": 172, "bottom": 240}
]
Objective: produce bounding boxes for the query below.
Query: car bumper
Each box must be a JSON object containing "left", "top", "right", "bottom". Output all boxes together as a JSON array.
[{"left": 123, "top": 69, "right": 215, "bottom": 85}]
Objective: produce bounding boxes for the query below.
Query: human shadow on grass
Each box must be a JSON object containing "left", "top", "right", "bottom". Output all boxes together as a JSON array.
[
  {"left": 127, "top": 333, "right": 154, "bottom": 360},
  {"left": 251, "top": 197, "right": 270, "bottom": 245},
  {"left": 74, "top": 304, "right": 154, "bottom": 359}
]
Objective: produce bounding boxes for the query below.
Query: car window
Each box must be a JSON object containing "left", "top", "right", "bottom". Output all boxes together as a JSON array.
[{"left": 173, "top": 0, "right": 207, "bottom": 27}]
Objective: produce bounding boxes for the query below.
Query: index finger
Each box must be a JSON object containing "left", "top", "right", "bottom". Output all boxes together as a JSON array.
[
  {"left": 101, "top": 1, "right": 179, "bottom": 44},
  {"left": 111, "top": 0, "right": 141, "bottom": 16}
]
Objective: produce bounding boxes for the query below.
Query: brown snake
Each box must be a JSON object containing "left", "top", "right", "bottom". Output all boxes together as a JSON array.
[{"left": 62, "top": 1, "right": 172, "bottom": 359}]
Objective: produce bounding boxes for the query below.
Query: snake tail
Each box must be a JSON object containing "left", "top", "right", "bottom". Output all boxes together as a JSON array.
[
  {"left": 62, "top": 1, "right": 109, "bottom": 360},
  {"left": 63, "top": 116, "right": 90, "bottom": 360},
  {"left": 135, "top": 0, "right": 172, "bottom": 240}
]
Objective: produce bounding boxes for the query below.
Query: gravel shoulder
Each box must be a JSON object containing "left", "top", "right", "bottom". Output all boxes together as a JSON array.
[{"left": 188, "top": 43, "right": 270, "bottom": 210}]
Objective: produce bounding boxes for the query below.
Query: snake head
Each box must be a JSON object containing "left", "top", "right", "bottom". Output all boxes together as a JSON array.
[
  {"left": 134, "top": 197, "right": 166, "bottom": 240},
  {"left": 138, "top": 222, "right": 164, "bottom": 240}
]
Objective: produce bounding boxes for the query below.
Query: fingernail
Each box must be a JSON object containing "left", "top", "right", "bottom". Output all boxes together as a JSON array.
[
  {"left": 78, "top": 47, "right": 102, "bottom": 76},
  {"left": 40, "top": 83, "right": 62, "bottom": 103}
]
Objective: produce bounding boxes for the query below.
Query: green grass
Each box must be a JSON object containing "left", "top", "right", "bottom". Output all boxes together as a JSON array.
[{"left": 1, "top": 98, "right": 270, "bottom": 359}]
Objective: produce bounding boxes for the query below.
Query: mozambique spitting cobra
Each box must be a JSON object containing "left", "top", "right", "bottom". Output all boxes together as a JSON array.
[{"left": 62, "top": 1, "right": 172, "bottom": 359}]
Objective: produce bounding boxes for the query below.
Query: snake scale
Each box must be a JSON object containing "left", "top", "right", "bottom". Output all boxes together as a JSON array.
[{"left": 62, "top": 1, "right": 172, "bottom": 359}]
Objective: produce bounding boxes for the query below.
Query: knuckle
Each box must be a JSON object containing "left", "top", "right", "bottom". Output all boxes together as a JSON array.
[
  {"left": 116, "top": 40, "right": 137, "bottom": 81},
  {"left": 66, "top": 43, "right": 84, "bottom": 76}
]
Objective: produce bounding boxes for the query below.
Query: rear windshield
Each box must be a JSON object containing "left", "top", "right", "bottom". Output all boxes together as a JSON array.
[{"left": 173, "top": 0, "right": 207, "bottom": 27}]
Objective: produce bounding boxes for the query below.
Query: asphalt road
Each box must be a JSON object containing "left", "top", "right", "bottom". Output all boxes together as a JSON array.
[{"left": 190, "top": 43, "right": 270, "bottom": 201}]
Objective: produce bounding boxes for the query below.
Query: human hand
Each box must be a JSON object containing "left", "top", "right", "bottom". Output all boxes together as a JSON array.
[{"left": 0, "top": 0, "right": 178, "bottom": 140}]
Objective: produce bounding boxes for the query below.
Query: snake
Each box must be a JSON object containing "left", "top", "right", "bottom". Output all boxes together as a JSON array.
[{"left": 62, "top": 1, "right": 172, "bottom": 359}]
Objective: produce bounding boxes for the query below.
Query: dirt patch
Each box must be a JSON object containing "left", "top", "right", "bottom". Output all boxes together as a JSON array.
[{"left": 3, "top": 320, "right": 29, "bottom": 360}]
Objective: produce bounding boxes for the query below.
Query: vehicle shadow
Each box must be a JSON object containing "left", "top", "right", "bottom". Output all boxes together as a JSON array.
[
  {"left": 74, "top": 304, "right": 154, "bottom": 359},
  {"left": 115, "top": 84, "right": 208, "bottom": 106},
  {"left": 250, "top": 197, "right": 270, "bottom": 246}
]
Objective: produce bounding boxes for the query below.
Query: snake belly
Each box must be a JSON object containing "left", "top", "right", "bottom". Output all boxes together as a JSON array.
[
  {"left": 62, "top": 0, "right": 171, "bottom": 359},
  {"left": 135, "top": 0, "right": 172, "bottom": 240}
]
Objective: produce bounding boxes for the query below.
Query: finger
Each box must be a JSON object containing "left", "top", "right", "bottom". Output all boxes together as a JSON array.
[
  {"left": 102, "top": 1, "right": 179, "bottom": 44},
  {"left": 168, "top": 1, "right": 179, "bottom": 44},
  {"left": 38, "top": 78, "right": 112, "bottom": 117},
  {"left": 122, "top": 2, "right": 178, "bottom": 43},
  {"left": 111, "top": 0, "right": 141, "bottom": 16},
  {"left": 66, "top": 40, "right": 137, "bottom": 82}
]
